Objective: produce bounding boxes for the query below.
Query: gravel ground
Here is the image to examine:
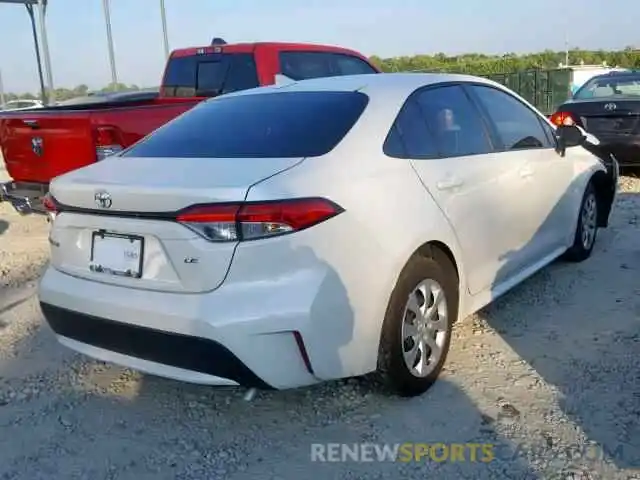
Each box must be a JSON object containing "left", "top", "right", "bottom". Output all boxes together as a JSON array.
[{"left": 0, "top": 173, "right": 638, "bottom": 480}]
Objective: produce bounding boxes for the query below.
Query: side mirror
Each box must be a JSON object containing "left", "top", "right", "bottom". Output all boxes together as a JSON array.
[{"left": 556, "top": 124, "right": 586, "bottom": 157}]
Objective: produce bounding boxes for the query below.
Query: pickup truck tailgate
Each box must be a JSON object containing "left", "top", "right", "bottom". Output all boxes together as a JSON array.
[{"left": 0, "top": 114, "right": 95, "bottom": 182}]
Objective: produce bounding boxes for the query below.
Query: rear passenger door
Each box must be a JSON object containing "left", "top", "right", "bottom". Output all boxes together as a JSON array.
[
  {"left": 278, "top": 51, "right": 378, "bottom": 81},
  {"left": 466, "top": 84, "right": 573, "bottom": 263},
  {"left": 385, "top": 84, "right": 527, "bottom": 295}
]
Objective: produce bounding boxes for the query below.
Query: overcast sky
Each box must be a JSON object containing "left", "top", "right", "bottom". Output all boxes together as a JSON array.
[{"left": 0, "top": 0, "right": 637, "bottom": 93}]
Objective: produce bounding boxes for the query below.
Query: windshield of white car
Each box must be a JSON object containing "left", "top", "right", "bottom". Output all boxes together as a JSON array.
[
  {"left": 573, "top": 73, "right": 640, "bottom": 99},
  {"left": 122, "top": 91, "right": 370, "bottom": 158}
]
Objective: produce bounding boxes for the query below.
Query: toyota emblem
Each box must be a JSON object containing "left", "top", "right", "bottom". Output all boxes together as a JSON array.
[
  {"left": 31, "top": 137, "right": 43, "bottom": 157},
  {"left": 604, "top": 103, "right": 617, "bottom": 111},
  {"left": 94, "top": 190, "right": 112, "bottom": 209}
]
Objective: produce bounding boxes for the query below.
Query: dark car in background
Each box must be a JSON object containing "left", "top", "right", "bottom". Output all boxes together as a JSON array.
[{"left": 550, "top": 70, "right": 640, "bottom": 168}]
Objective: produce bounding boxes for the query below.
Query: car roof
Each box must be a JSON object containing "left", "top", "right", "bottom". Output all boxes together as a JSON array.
[
  {"left": 222, "top": 72, "right": 504, "bottom": 100},
  {"left": 589, "top": 70, "right": 640, "bottom": 81},
  {"left": 170, "top": 41, "right": 368, "bottom": 59}
]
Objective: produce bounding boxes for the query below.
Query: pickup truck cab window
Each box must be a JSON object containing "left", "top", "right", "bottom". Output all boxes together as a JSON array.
[
  {"left": 279, "top": 51, "right": 378, "bottom": 80},
  {"left": 162, "top": 53, "right": 259, "bottom": 97}
]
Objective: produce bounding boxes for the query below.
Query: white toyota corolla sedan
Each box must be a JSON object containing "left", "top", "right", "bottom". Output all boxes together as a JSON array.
[{"left": 38, "top": 73, "right": 618, "bottom": 397}]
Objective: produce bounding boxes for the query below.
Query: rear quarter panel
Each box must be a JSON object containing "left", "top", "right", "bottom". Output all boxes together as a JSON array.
[
  {"left": 232, "top": 90, "right": 468, "bottom": 379},
  {"left": 238, "top": 143, "right": 467, "bottom": 380}
]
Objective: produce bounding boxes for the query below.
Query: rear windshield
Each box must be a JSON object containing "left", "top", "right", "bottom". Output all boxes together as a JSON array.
[
  {"left": 573, "top": 72, "right": 640, "bottom": 99},
  {"left": 122, "top": 91, "right": 369, "bottom": 158},
  {"left": 161, "top": 52, "right": 259, "bottom": 97}
]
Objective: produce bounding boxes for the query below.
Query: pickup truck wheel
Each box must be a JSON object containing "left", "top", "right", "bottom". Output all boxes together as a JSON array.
[
  {"left": 563, "top": 182, "right": 598, "bottom": 262},
  {"left": 376, "top": 252, "right": 458, "bottom": 397}
]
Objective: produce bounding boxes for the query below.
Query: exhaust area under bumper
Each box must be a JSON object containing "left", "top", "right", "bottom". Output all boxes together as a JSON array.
[{"left": 0, "top": 181, "right": 49, "bottom": 217}]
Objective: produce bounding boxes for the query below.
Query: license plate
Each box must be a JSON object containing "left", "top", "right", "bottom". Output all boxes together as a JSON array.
[
  {"left": 89, "top": 231, "right": 144, "bottom": 278},
  {"left": 585, "top": 116, "right": 637, "bottom": 135}
]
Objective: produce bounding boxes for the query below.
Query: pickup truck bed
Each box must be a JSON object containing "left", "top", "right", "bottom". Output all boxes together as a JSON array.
[
  {"left": 0, "top": 93, "right": 199, "bottom": 214},
  {"left": 1, "top": 93, "right": 198, "bottom": 182}
]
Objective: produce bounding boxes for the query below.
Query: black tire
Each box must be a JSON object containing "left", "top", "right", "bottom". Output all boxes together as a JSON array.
[
  {"left": 376, "top": 249, "right": 458, "bottom": 397},
  {"left": 563, "top": 181, "right": 599, "bottom": 262}
]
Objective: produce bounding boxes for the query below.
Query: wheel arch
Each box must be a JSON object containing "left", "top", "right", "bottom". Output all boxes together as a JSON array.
[
  {"left": 372, "top": 238, "right": 464, "bottom": 394},
  {"left": 415, "top": 241, "right": 460, "bottom": 283},
  {"left": 590, "top": 169, "right": 615, "bottom": 228},
  {"left": 397, "top": 239, "right": 464, "bottom": 322}
]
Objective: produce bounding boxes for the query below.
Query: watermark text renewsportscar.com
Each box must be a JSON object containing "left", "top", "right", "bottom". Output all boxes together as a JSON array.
[
  {"left": 312, "top": 443, "right": 494, "bottom": 463},
  {"left": 310, "top": 442, "right": 630, "bottom": 463}
]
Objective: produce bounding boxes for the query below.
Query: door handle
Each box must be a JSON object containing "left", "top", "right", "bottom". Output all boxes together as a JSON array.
[
  {"left": 436, "top": 177, "right": 464, "bottom": 190},
  {"left": 519, "top": 165, "right": 534, "bottom": 178}
]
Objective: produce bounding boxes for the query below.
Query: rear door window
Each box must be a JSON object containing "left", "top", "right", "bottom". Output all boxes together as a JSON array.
[
  {"left": 384, "top": 99, "right": 439, "bottom": 159},
  {"left": 162, "top": 53, "right": 259, "bottom": 97},
  {"left": 415, "top": 85, "right": 494, "bottom": 157},
  {"left": 122, "top": 91, "right": 369, "bottom": 159},
  {"left": 279, "top": 51, "right": 377, "bottom": 80},
  {"left": 468, "top": 84, "right": 554, "bottom": 150}
]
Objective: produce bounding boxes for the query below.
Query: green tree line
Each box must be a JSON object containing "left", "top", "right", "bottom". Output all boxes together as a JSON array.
[
  {"left": 370, "top": 46, "right": 640, "bottom": 74},
  {"left": 3, "top": 47, "right": 639, "bottom": 101}
]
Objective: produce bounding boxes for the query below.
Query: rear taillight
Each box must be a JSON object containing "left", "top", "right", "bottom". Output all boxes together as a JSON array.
[
  {"left": 42, "top": 193, "right": 58, "bottom": 221},
  {"left": 42, "top": 193, "right": 56, "bottom": 212},
  {"left": 176, "top": 198, "right": 344, "bottom": 242},
  {"left": 94, "top": 126, "right": 124, "bottom": 160},
  {"left": 549, "top": 111, "right": 576, "bottom": 126}
]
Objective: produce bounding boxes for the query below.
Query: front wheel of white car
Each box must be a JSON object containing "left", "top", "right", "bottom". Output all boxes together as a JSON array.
[
  {"left": 563, "top": 182, "right": 599, "bottom": 262},
  {"left": 376, "top": 250, "right": 458, "bottom": 397}
]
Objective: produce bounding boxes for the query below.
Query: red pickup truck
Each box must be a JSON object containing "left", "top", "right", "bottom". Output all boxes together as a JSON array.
[{"left": 0, "top": 38, "right": 380, "bottom": 215}]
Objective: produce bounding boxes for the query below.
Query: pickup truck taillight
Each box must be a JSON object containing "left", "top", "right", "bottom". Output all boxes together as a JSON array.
[
  {"left": 42, "top": 193, "right": 58, "bottom": 222},
  {"left": 94, "top": 126, "right": 124, "bottom": 160}
]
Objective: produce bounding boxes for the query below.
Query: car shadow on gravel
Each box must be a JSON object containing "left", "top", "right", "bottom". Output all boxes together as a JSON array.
[
  {"left": 0, "top": 359, "right": 543, "bottom": 479},
  {"left": 482, "top": 176, "right": 639, "bottom": 471},
  {"left": 86, "top": 245, "right": 537, "bottom": 478},
  {"left": 2, "top": 273, "right": 539, "bottom": 478},
  {"left": 0, "top": 219, "right": 8, "bottom": 236},
  {"left": 135, "top": 376, "right": 542, "bottom": 479}
]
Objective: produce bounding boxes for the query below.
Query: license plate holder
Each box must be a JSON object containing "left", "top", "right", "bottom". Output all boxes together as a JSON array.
[{"left": 89, "top": 231, "right": 144, "bottom": 279}]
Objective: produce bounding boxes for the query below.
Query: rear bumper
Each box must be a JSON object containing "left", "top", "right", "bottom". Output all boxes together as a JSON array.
[
  {"left": 37, "top": 265, "right": 330, "bottom": 390},
  {"left": 0, "top": 180, "right": 49, "bottom": 216},
  {"left": 40, "top": 302, "right": 273, "bottom": 389}
]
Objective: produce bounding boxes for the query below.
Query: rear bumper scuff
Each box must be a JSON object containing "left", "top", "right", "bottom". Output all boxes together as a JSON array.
[{"left": 40, "top": 301, "right": 275, "bottom": 390}]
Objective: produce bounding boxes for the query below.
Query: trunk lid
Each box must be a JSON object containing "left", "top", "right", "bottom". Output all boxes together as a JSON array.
[
  {"left": 48, "top": 155, "right": 304, "bottom": 293},
  {"left": 0, "top": 113, "right": 95, "bottom": 182},
  {"left": 558, "top": 98, "right": 640, "bottom": 139},
  {"left": 50, "top": 155, "right": 303, "bottom": 211}
]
